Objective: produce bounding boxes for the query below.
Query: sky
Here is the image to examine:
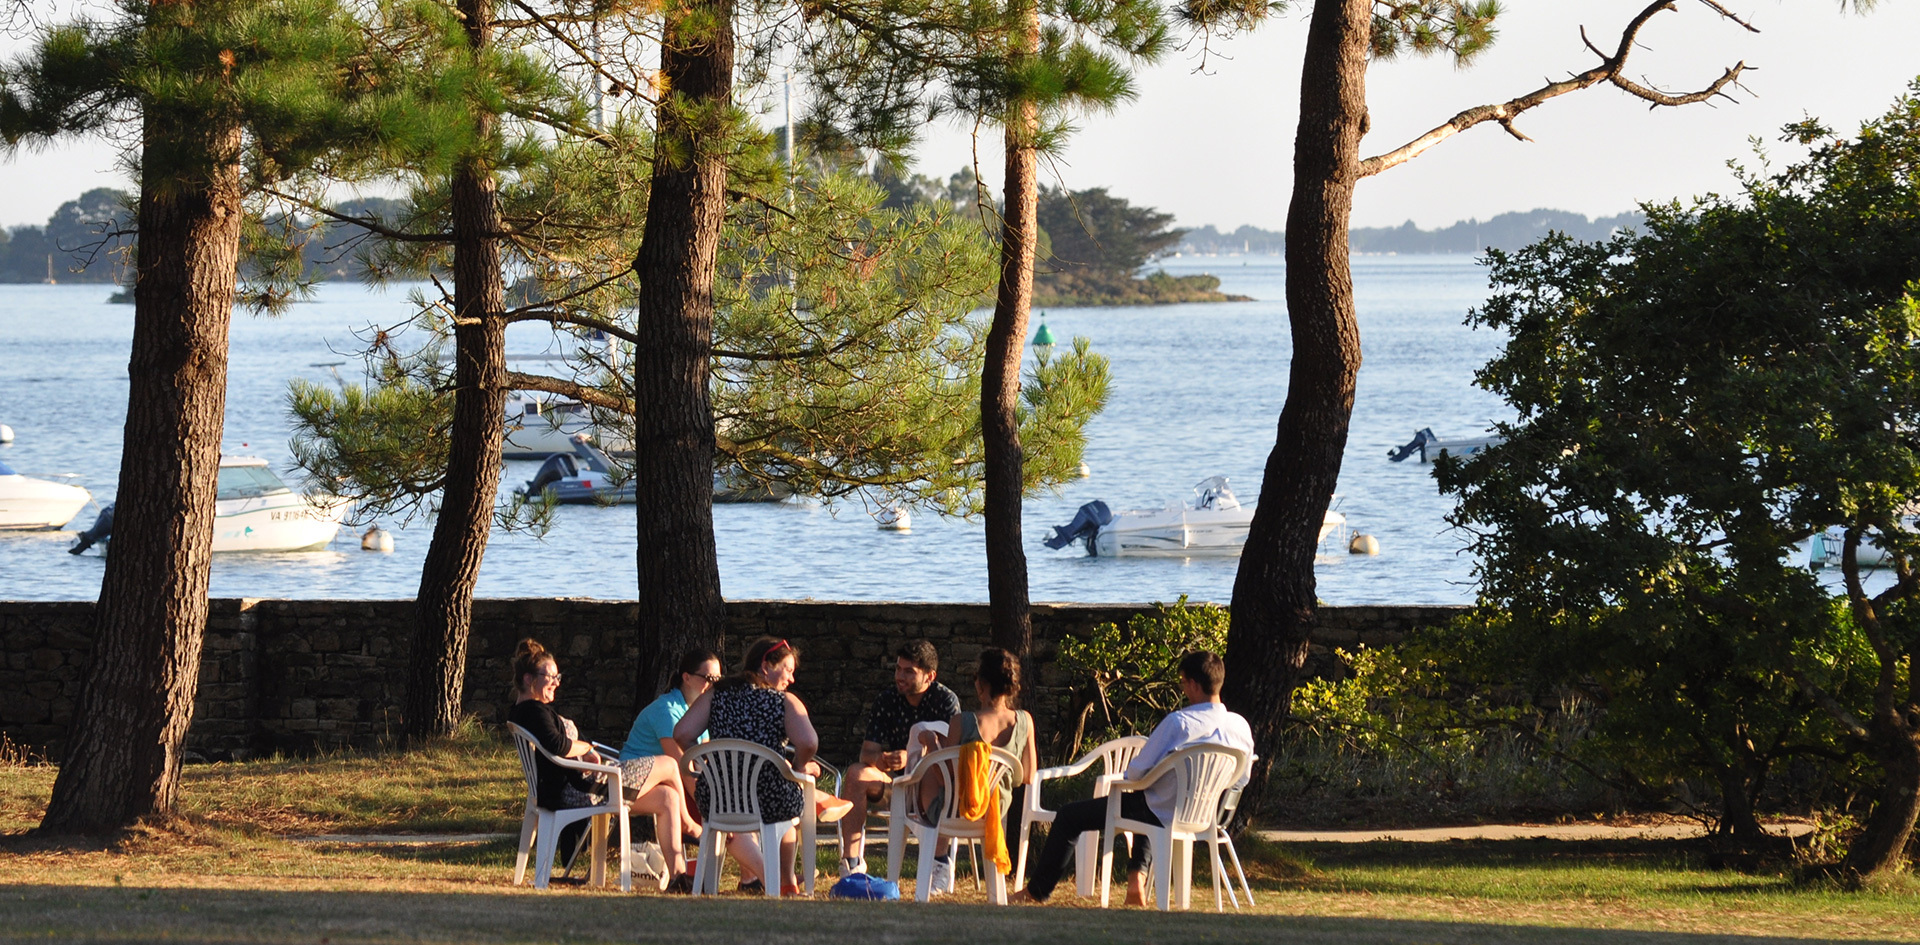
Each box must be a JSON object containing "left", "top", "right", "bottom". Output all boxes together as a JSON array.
[{"left": 4, "top": 0, "right": 1919, "bottom": 232}]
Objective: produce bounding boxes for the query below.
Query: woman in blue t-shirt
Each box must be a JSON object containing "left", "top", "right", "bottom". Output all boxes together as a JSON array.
[{"left": 618, "top": 647, "right": 764, "bottom": 889}]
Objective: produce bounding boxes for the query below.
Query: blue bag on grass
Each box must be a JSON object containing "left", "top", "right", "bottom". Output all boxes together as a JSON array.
[{"left": 830, "top": 873, "right": 901, "bottom": 900}]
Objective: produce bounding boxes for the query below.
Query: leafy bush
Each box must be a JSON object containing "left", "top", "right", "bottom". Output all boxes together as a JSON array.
[{"left": 1057, "top": 597, "right": 1227, "bottom": 752}]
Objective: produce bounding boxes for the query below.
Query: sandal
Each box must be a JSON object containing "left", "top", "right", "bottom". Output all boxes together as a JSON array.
[
  {"left": 737, "top": 878, "right": 765, "bottom": 895},
  {"left": 664, "top": 873, "right": 695, "bottom": 895},
  {"left": 780, "top": 882, "right": 807, "bottom": 897}
]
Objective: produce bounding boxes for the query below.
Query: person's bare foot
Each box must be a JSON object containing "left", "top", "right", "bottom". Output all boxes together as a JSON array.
[
  {"left": 1124, "top": 874, "right": 1148, "bottom": 907},
  {"left": 1008, "top": 888, "right": 1041, "bottom": 905}
]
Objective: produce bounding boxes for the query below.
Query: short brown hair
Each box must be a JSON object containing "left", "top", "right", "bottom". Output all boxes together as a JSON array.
[
  {"left": 1178, "top": 650, "right": 1225, "bottom": 696},
  {"left": 897, "top": 639, "right": 939, "bottom": 674}
]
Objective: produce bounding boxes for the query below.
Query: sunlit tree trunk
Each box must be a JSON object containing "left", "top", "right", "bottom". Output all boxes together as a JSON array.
[
  {"left": 40, "top": 111, "right": 245, "bottom": 833},
  {"left": 405, "top": 0, "right": 507, "bottom": 740},
  {"left": 630, "top": 0, "right": 734, "bottom": 696},
  {"left": 1221, "top": 0, "right": 1369, "bottom": 814},
  {"left": 981, "top": 0, "right": 1040, "bottom": 662}
]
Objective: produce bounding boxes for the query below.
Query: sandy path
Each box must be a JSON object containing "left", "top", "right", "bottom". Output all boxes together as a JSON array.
[{"left": 1261, "top": 821, "right": 1814, "bottom": 843}]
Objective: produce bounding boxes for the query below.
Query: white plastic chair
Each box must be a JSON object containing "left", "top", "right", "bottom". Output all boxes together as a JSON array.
[
  {"left": 1098, "top": 744, "right": 1248, "bottom": 911},
  {"left": 682, "top": 739, "right": 819, "bottom": 898},
  {"left": 885, "top": 744, "right": 1024, "bottom": 904},
  {"left": 1206, "top": 784, "right": 1257, "bottom": 909},
  {"left": 1015, "top": 735, "right": 1148, "bottom": 895},
  {"left": 506, "top": 723, "right": 632, "bottom": 892}
]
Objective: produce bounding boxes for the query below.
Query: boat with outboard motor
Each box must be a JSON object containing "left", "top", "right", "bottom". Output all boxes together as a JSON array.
[
  {"left": 1043, "top": 476, "right": 1345, "bottom": 557},
  {"left": 1388, "top": 427, "right": 1504, "bottom": 464},
  {"left": 519, "top": 434, "right": 635, "bottom": 504},
  {"left": 0, "top": 460, "right": 91, "bottom": 529},
  {"left": 67, "top": 457, "right": 349, "bottom": 554}
]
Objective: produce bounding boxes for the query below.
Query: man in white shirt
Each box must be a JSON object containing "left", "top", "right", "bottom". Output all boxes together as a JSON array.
[{"left": 1011, "top": 651, "right": 1255, "bottom": 905}]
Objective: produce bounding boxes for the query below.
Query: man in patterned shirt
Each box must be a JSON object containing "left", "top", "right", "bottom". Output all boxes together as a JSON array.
[{"left": 837, "top": 639, "right": 962, "bottom": 876}]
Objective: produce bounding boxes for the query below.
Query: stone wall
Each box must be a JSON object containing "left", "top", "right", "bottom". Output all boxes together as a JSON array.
[{"left": 1, "top": 598, "right": 1465, "bottom": 763}]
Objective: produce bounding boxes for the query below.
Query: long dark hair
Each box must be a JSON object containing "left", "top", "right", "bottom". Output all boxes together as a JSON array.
[{"left": 715, "top": 637, "right": 798, "bottom": 691}]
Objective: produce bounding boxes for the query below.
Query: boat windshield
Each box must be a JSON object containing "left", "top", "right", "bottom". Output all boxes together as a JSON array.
[
  {"left": 0, "top": 460, "right": 14, "bottom": 476},
  {"left": 216, "top": 465, "right": 291, "bottom": 499}
]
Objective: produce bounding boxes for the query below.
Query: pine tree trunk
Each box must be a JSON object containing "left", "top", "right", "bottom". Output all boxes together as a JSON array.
[
  {"left": 981, "top": 3, "right": 1040, "bottom": 661},
  {"left": 402, "top": 0, "right": 506, "bottom": 742},
  {"left": 1220, "top": 0, "right": 1370, "bottom": 818},
  {"left": 1840, "top": 714, "right": 1920, "bottom": 876},
  {"left": 630, "top": 0, "right": 733, "bottom": 697},
  {"left": 38, "top": 113, "right": 245, "bottom": 834}
]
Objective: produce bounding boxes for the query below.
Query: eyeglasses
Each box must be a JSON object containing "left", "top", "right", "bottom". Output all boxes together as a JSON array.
[
  {"left": 535, "top": 671, "right": 563, "bottom": 682},
  {"left": 687, "top": 672, "right": 722, "bottom": 684}
]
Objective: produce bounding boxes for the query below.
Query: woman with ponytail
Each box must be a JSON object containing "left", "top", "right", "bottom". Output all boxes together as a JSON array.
[
  {"left": 915, "top": 647, "right": 1038, "bottom": 896},
  {"left": 507, "top": 638, "right": 695, "bottom": 891}
]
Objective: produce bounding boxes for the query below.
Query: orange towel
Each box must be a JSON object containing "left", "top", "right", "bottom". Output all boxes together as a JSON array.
[{"left": 956, "top": 741, "right": 1010, "bottom": 875}]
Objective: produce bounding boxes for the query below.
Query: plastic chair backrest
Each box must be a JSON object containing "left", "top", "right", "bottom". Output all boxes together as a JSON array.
[
  {"left": 1096, "top": 736, "right": 1148, "bottom": 777},
  {"left": 506, "top": 723, "right": 543, "bottom": 806},
  {"left": 1157, "top": 744, "right": 1248, "bottom": 835},
  {"left": 910, "top": 745, "right": 1022, "bottom": 828},
  {"left": 684, "top": 739, "right": 795, "bottom": 831}
]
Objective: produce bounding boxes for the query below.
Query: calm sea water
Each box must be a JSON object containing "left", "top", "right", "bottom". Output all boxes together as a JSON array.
[{"left": 0, "top": 255, "right": 1510, "bottom": 604}]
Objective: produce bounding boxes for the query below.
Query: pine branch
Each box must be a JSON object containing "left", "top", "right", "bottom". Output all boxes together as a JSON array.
[
  {"left": 259, "top": 186, "right": 454, "bottom": 243},
  {"left": 1358, "top": 0, "right": 1752, "bottom": 179},
  {"left": 506, "top": 370, "right": 633, "bottom": 413}
]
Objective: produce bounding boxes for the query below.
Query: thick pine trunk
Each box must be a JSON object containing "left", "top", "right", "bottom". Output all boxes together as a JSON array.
[
  {"left": 1221, "top": 0, "right": 1370, "bottom": 817},
  {"left": 1840, "top": 714, "right": 1920, "bottom": 876},
  {"left": 630, "top": 0, "right": 733, "bottom": 696},
  {"left": 402, "top": 0, "right": 506, "bottom": 742},
  {"left": 39, "top": 113, "right": 245, "bottom": 834},
  {"left": 982, "top": 89, "right": 1039, "bottom": 660}
]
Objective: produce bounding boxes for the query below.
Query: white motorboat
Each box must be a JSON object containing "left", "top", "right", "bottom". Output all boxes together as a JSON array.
[
  {"left": 210, "top": 458, "right": 350, "bottom": 551},
  {"left": 504, "top": 392, "right": 633, "bottom": 459},
  {"left": 1044, "top": 476, "right": 1346, "bottom": 558},
  {"left": 1388, "top": 427, "right": 1504, "bottom": 463},
  {"left": 1804, "top": 518, "right": 1919, "bottom": 571},
  {"left": 68, "top": 457, "right": 349, "bottom": 555},
  {"left": 0, "top": 460, "right": 91, "bottom": 529}
]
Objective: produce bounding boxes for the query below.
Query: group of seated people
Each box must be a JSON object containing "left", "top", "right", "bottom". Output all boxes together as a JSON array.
[{"left": 507, "top": 633, "right": 1253, "bottom": 905}]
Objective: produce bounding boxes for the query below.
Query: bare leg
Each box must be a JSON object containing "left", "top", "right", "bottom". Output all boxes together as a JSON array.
[
  {"left": 838, "top": 763, "right": 892, "bottom": 862},
  {"left": 630, "top": 784, "right": 685, "bottom": 875},
  {"left": 730, "top": 833, "right": 764, "bottom": 883},
  {"left": 779, "top": 825, "right": 800, "bottom": 892}
]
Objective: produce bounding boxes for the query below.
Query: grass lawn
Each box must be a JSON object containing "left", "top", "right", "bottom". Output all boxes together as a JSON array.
[{"left": 2, "top": 732, "right": 1915, "bottom": 944}]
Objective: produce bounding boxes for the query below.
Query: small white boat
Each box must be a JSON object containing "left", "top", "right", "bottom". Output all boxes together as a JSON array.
[
  {"left": 1804, "top": 519, "right": 1919, "bottom": 571},
  {"left": 1044, "top": 476, "right": 1345, "bottom": 558},
  {"left": 504, "top": 393, "right": 632, "bottom": 459},
  {"left": 1388, "top": 427, "right": 1504, "bottom": 463},
  {"left": 0, "top": 460, "right": 91, "bottom": 529},
  {"left": 68, "top": 457, "right": 349, "bottom": 555}
]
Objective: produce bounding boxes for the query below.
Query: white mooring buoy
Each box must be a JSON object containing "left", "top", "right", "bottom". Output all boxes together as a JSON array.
[
  {"left": 875, "top": 506, "right": 912, "bottom": 531},
  {"left": 361, "top": 525, "right": 395, "bottom": 552},
  {"left": 1348, "top": 533, "right": 1380, "bottom": 556},
  {"left": 0, "top": 424, "right": 13, "bottom": 444}
]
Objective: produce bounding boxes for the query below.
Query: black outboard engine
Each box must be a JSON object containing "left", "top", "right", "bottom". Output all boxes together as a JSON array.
[
  {"left": 69, "top": 502, "right": 114, "bottom": 555},
  {"left": 1387, "top": 428, "right": 1437, "bottom": 463},
  {"left": 524, "top": 453, "right": 578, "bottom": 497},
  {"left": 1044, "top": 500, "right": 1112, "bottom": 554}
]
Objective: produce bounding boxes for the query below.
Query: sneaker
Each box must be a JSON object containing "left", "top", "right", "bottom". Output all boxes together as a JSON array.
[
  {"left": 839, "top": 856, "right": 867, "bottom": 878},
  {"left": 928, "top": 856, "right": 953, "bottom": 897}
]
